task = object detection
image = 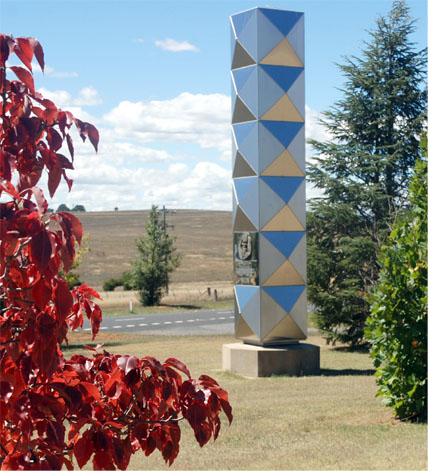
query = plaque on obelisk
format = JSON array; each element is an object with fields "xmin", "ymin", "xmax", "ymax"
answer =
[{"xmin": 224, "ymin": 7, "xmax": 320, "ymax": 376}]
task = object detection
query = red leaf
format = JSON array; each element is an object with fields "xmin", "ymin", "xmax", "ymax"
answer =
[
  {"xmin": 15, "ymin": 38, "xmax": 34, "ymax": 71},
  {"xmin": 29, "ymin": 230, "xmax": 52, "ymax": 271},
  {"xmin": 46, "ymin": 420, "xmax": 65, "ymax": 448},
  {"xmin": 48, "ymin": 163, "xmax": 62, "ymax": 198},
  {"xmin": 30, "ymin": 186, "xmax": 48, "ymax": 215},
  {"xmin": 117, "ymin": 355, "xmax": 139, "ymax": 375},
  {"xmin": 75, "ymin": 119, "xmax": 99, "ymax": 152},
  {"xmin": 0, "ymin": 34, "xmax": 14, "ymax": 65},
  {"xmin": 10, "ymin": 66, "xmax": 35, "ymax": 92},
  {"xmin": 0, "ymin": 178, "xmax": 21, "ymax": 200},
  {"xmin": 53, "ymin": 277, "xmax": 74, "ymax": 324},
  {"xmin": 32, "ymin": 277, "xmax": 52, "ymax": 310},
  {"xmin": 28, "ymin": 37, "xmax": 44, "ymax": 72},
  {"xmin": 164, "ymin": 358, "xmax": 191, "ymax": 378},
  {"xmin": 74, "ymin": 435, "xmax": 93, "ymax": 469}
]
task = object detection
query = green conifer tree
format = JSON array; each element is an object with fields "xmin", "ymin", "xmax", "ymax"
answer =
[
  {"xmin": 131, "ymin": 205, "xmax": 181, "ymax": 306},
  {"xmin": 307, "ymin": 0, "xmax": 426, "ymax": 346}
]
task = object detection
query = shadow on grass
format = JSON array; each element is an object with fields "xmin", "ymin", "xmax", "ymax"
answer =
[
  {"xmin": 318, "ymin": 367, "xmax": 375, "ymax": 376},
  {"xmin": 63, "ymin": 342, "xmax": 125, "ymax": 351}
]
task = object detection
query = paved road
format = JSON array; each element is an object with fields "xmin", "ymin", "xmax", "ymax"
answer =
[{"xmin": 81, "ymin": 309, "xmax": 235, "ymax": 336}]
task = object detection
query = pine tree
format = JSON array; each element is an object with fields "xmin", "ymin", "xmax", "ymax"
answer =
[
  {"xmin": 131, "ymin": 205, "xmax": 181, "ymax": 306},
  {"xmin": 307, "ymin": 0, "xmax": 427, "ymax": 346}
]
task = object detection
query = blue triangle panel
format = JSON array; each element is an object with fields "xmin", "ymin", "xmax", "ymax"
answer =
[
  {"xmin": 261, "ymin": 231, "xmax": 305, "ymax": 258},
  {"xmin": 260, "ymin": 121, "xmax": 304, "ymax": 149},
  {"xmin": 233, "ymin": 121, "xmax": 257, "ymax": 148},
  {"xmin": 235, "ymin": 66, "xmax": 258, "ymax": 116},
  {"xmin": 257, "ymin": 67, "xmax": 284, "ymax": 117},
  {"xmin": 232, "ymin": 65, "xmax": 257, "ymax": 94},
  {"xmin": 261, "ymin": 176, "xmax": 304, "ymax": 203},
  {"xmin": 259, "ymin": 8, "xmax": 303, "ymax": 38},
  {"xmin": 231, "ymin": 9, "xmax": 256, "ymax": 38},
  {"xmin": 233, "ymin": 122, "xmax": 259, "ymax": 172},
  {"xmin": 236, "ymin": 9, "xmax": 258, "ymax": 61},
  {"xmin": 260, "ymin": 65, "xmax": 303, "ymax": 93},
  {"xmin": 263, "ymin": 285, "xmax": 305, "ymax": 313},
  {"xmin": 234, "ymin": 176, "xmax": 258, "ymax": 202},
  {"xmin": 256, "ymin": 8, "xmax": 284, "ymax": 61},
  {"xmin": 235, "ymin": 285, "xmax": 260, "ymax": 311}
]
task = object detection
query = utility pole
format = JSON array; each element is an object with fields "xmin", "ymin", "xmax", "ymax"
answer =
[{"xmin": 158, "ymin": 205, "xmax": 176, "ymax": 294}]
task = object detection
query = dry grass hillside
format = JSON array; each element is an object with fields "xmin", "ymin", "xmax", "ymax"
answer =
[{"xmin": 77, "ymin": 210, "xmax": 233, "ymax": 290}]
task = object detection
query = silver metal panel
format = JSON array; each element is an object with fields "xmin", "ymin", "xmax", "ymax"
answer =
[
  {"xmin": 288, "ymin": 287, "xmax": 307, "ymax": 335},
  {"xmin": 288, "ymin": 234, "xmax": 306, "ymax": 281},
  {"xmin": 257, "ymin": 66, "xmax": 284, "ymax": 117},
  {"xmin": 287, "ymin": 70, "xmax": 305, "ymax": 120},
  {"xmin": 286, "ymin": 15, "xmax": 304, "ymax": 63},
  {"xmin": 287, "ymin": 177, "xmax": 306, "ymax": 227},
  {"xmin": 260, "ymin": 288, "xmax": 288, "ymax": 339},
  {"xmin": 232, "ymin": 96, "xmax": 256, "ymax": 124},
  {"xmin": 258, "ymin": 122, "xmax": 285, "ymax": 171},
  {"xmin": 256, "ymin": 8, "xmax": 284, "ymax": 62},
  {"xmin": 240, "ymin": 286, "xmax": 261, "ymax": 338},
  {"xmin": 258, "ymin": 178, "xmax": 286, "ymax": 228},
  {"xmin": 287, "ymin": 125, "xmax": 305, "ymax": 172},
  {"xmin": 232, "ymin": 40, "xmax": 256, "ymax": 69},
  {"xmin": 239, "ymin": 179, "xmax": 259, "ymax": 229},
  {"xmin": 259, "ymin": 233, "xmax": 286, "ymax": 283},
  {"xmin": 233, "ymin": 152, "xmax": 257, "ymax": 177}
]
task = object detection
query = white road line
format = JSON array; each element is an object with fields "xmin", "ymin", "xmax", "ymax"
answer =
[
  {"xmin": 126, "ymin": 324, "xmax": 135, "ymax": 328},
  {"xmin": 186, "ymin": 319, "xmax": 195, "ymax": 322},
  {"xmin": 218, "ymin": 317, "xmax": 226, "ymax": 320},
  {"xmin": 163, "ymin": 321, "xmax": 172, "ymax": 325},
  {"xmin": 174, "ymin": 320, "xmax": 183, "ymax": 324},
  {"xmin": 113, "ymin": 326, "xmax": 122, "ymax": 329},
  {"xmin": 229, "ymin": 316, "xmax": 234, "ymax": 319},
  {"xmin": 151, "ymin": 322, "xmax": 160, "ymax": 326},
  {"xmin": 100, "ymin": 327, "xmax": 107, "ymax": 330},
  {"xmin": 83, "ymin": 328, "xmax": 91, "ymax": 331},
  {"xmin": 209, "ymin": 317, "xmax": 217, "ymax": 321},
  {"xmin": 139, "ymin": 323, "xmax": 147, "ymax": 327}
]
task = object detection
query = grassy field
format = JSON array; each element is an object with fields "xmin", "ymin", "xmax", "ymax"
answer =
[
  {"xmin": 77, "ymin": 210, "xmax": 232, "ymax": 290},
  {"xmin": 65, "ymin": 332, "xmax": 427, "ymax": 471}
]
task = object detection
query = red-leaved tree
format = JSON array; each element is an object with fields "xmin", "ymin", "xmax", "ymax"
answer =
[{"xmin": 0, "ymin": 35, "xmax": 232, "ymax": 470}]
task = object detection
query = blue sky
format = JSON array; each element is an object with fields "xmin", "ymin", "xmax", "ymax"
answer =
[{"xmin": 2, "ymin": 0, "xmax": 427, "ymax": 211}]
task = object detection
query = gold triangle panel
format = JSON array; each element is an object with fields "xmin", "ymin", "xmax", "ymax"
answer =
[
  {"xmin": 261, "ymin": 149, "xmax": 304, "ymax": 176},
  {"xmin": 260, "ymin": 38, "xmax": 303, "ymax": 67},
  {"xmin": 288, "ymin": 235, "xmax": 307, "ymax": 281},
  {"xmin": 264, "ymin": 314, "xmax": 305, "ymax": 342},
  {"xmin": 263, "ymin": 260, "xmax": 305, "ymax": 286},
  {"xmin": 233, "ymin": 206, "xmax": 257, "ymax": 231},
  {"xmin": 233, "ymin": 152, "xmax": 257, "ymax": 178},
  {"xmin": 236, "ymin": 314, "xmax": 259, "ymax": 341},
  {"xmin": 262, "ymin": 205, "xmax": 305, "ymax": 231},
  {"xmin": 261, "ymin": 94, "xmax": 304, "ymax": 122},
  {"xmin": 232, "ymin": 96, "xmax": 256, "ymax": 124}
]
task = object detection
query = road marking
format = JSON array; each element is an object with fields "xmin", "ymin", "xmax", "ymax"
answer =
[
  {"xmin": 83, "ymin": 328, "xmax": 91, "ymax": 331},
  {"xmin": 209, "ymin": 317, "xmax": 217, "ymax": 321},
  {"xmin": 229, "ymin": 316, "xmax": 234, "ymax": 319},
  {"xmin": 151, "ymin": 322, "xmax": 160, "ymax": 326},
  {"xmin": 174, "ymin": 320, "xmax": 183, "ymax": 324},
  {"xmin": 163, "ymin": 321, "xmax": 172, "ymax": 325},
  {"xmin": 100, "ymin": 327, "xmax": 107, "ymax": 330},
  {"xmin": 113, "ymin": 326, "xmax": 122, "ymax": 329},
  {"xmin": 218, "ymin": 317, "xmax": 226, "ymax": 320},
  {"xmin": 139, "ymin": 323, "xmax": 147, "ymax": 326},
  {"xmin": 126, "ymin": 324, "xmax": 135, "ymax": 328},
  {"xmin": 186, "ymin": 319, "xmax": 195, "ymax": 322}
]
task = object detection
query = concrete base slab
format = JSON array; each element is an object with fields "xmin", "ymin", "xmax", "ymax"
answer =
[{"xmin": 223, "ymin": 342, "xmax": 320, "ymax": 377}]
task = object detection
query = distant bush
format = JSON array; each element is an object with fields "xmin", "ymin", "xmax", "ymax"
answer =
[
  {"xmin": 72, "ymin": 204, "xmax": 86, "ymax": 212},
  {"xmin": 57, "ymin": 203, "xmax": 70, "ymax": 211},
  {"xmin": 366, "ymin": 152, "xmax": 427, "ymax": 421},
  {"xmin": 103, "ymin": 271, "xmax": 134, "ymax": 292}
]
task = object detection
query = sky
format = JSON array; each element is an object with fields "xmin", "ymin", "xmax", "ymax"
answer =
[{"xmin": 1, "ymin": 0, "xmax": 427, "ymax": 212}]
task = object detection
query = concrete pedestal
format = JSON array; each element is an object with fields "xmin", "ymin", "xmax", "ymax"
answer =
[{"xmin": 223, "ymin": 342, "xmax": 320, "ymax": 377}]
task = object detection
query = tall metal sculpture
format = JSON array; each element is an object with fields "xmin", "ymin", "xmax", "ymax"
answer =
[{"xmin": 231, "ymin": 7, "xmax": 306, "ymax": 346}]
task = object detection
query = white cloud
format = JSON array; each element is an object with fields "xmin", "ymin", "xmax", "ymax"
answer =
[
  {"xmin": 103, "ymin": 92, "xmax": 230, "ymax": 153},
  {"xmin": 33, "ymin": 63, "xmax": 78, "ymax": 78},
  {"xmin": 134, "ymin": 38, "xmax": 145, "ymax": 43},
  {"xmin": 154, "ymin": 38, "xmax": 199, "ymax": 52},
  {"xmin": 38, "ymin": 86, "xmax": 102, "ymax": 108}
]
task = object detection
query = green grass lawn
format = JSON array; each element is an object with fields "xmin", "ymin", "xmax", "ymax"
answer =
[
  {"xmin": 99, "ymin": 298, "xmax": 234, "ymax": 317},
  {"xmin": 66, "ymin": 331, "xmax": 427, "ymax": 470}
]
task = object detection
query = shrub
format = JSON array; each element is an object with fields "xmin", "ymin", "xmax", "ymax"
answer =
[{"xmin": 366, "ymin": 149, "xmax": 427, "ymax": 421}]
